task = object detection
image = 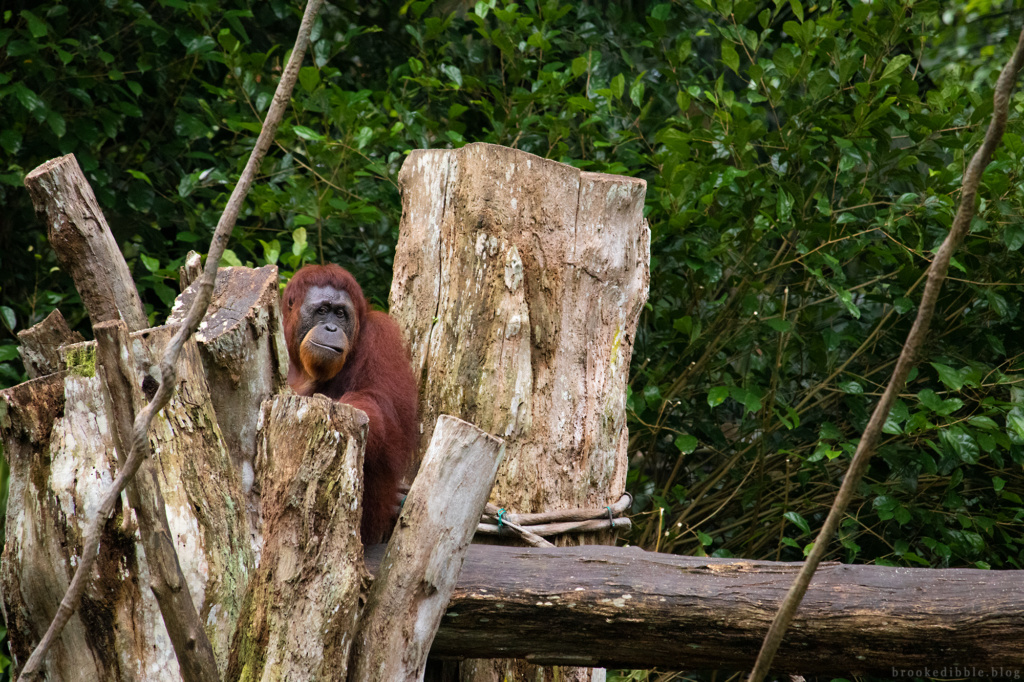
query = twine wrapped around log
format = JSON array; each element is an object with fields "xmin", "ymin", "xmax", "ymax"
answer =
[{"xmin": 397, "ymin": 487, "xmax": 632, "ymax": 548}]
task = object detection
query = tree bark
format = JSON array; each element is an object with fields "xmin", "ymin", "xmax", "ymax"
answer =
[
  {"xmin": 362, "ymin": 543, "xmax": 1024, "ymax": 677},
  {"xmin": 227, "ymin": 395, "xmax": 368, "ymax": 682},
  {"xmin": 0, "ymin": 326, "xmax": 253, "ymax": 680},
  {"xmin": 390, "ymin": 142, "xmax": 649, "ymax": 682},
  {"xmin": 95, "ymin": 320, "xmax": 220, "ymax": 682},
  {"xmin": 23, "ymin": 155, "xmax": 148, "ymax": 331},
  {"xmin": 16, "ymin": 309, "xmax": 83, "ymax": 379},
  {"xmin": 351, "ymin": 416, "xmax": 505, "ymax": 681},
  {"xmin": 167, "ymin": 264, "xmax": 289, "ymax": 504}
]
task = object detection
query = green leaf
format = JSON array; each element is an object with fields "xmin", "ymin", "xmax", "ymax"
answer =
[
  {"xmin": 931, "ymin": 362, "xmax": 965, "ymax": 391},
  {"xmin": 674, "ymin": 434, "xmax": 698, "ymax": 454},
  {"xmin": 629, "ymin": 75, "xmax": 645, "ymax": 107},
  {"xmin": 721, "ymin": 43, "xmax": 740, "ymax": 74},
  {"xmin": 784, "ymin": 511, "xmax": 811, "ymax": 535},
  {"xmin": 292, "ymin": 227, "xmax": 308, "ymax": 256},
  {"xmin": 20, "ymin": 10, "xmax": 47, "ymax": 38},
  {"xmin": 1003, "ymin": 224, "xmax": 1024, "ymax": 251},
  {"xmin": 293, "ymin": 125, "xmax": 325, "ymax": 142},
  {"xmin": 259, "ymin": 239, "xmax": 281, "ymax": 265},
  {"xmin": 442, "ymin": 64, "xmax": 463, "ymax": 87},
  {"xmin": 880, "ymin": 54, "xmax": 912, "ymax": 82},
  {"xmin": 610, "ymin": 73, "xmax": 625, "ymax": 99},
  {"xmin": 0, "ymin": 345, "xmax": 20, "ymax": 362},
  {"xmin": 0, "ymin": 306, "xmax": 15, "ymax": 331},
  {"xmin": 298, "ymin": 65, "xmax": 320, "ymax": 92},
  {"xmin": 893, "ymin": 297, "xmax": 914, "ymax": 314},
  {"xmin": 128, "ymin": 170, "xmax": 153, "ymax": 186},
  {"xmin": 837, "ymin": 288, "xmax": 860, "ymax": 319},
  {"xmin": 789, "ymin": 0, "xmax": 804, "ymax": 22},
  {"xmin": 219, "ymin": 249, "xmax": 243, "ymax": 268},
  {"xmin": 0, "ymin": 129, "xmax": 22, "ymax": 155},
  {"xmin": 572, "ymin": 56, "xmax": 588, "ymax": 77},
  {"xmin": 707, "ymin": 386, "xmax": 729, "ymax": 408},
  {"xmin": 13, "ymin": 84, "xmax": 45, "ymax": 113},
  {"xmin": 139, "ymin": 254, "xmax": 160, "ymax": 273},
  {"xmin": 764, "ymin": 317, "xmax": 792, "ymax": 332}
]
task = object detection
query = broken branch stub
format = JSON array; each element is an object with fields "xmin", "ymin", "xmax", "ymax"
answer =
[
  {"xmin": 94, "ymin": 320, "xmax": 220, "ymax": 682},
  {"xmin": 16, "ymin": 309, "xmax": 84, "ymax": 379},
  {"xmin": 24, "ymin": 154, "xmax": 147, "ymax": 332},
  {"xmin": 390, "ymin": 141, "xmax": 649, "ymax": 682}
]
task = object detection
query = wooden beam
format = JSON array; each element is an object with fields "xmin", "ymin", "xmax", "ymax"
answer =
[{"xmin": 366, "ymin": 544, "xmax": 1024, "ymax": 676}]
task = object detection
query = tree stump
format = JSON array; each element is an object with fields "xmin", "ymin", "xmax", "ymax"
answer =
[
  {"xmin": 1, "ymin": 326, "xmax": 252, "ymax": 679},
  {"xmin": 15, "ymin": 309, "xmax": 84, "ymax": 379},
  {"xmin": 226, "ymin": 396, "xmax": 368, "ymax": 681},
  {"xmin": 390, "ymin": 142, "xmax": 650, "ymax": 682}
]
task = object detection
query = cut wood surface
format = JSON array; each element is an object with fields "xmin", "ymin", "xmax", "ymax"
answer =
[
  {"xmin": 226, "ymin": 395, "xmax": 368, "ymax": 682},
  {"xmin": 24, "ymin": 154, "xmax": 147, "ymax": 331},
  {"xmin": 15, "ymin": 309, "xmax": 84, "ymax": 379},
  {"xmin": 351, "ymin": 416, "xmax": 505, "ymax": 682},
  {"xmin": 365, "ymin": 544, "xmax": 1024, "ymax": 676}
]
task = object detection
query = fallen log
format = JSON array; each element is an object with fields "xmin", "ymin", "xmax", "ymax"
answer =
[{"xmin": 366, "ymin": 544, "xmax": 1024, "ymax": 676}]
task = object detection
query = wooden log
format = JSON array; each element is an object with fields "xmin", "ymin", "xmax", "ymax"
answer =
[
  {"xmin": 167, "ymin": 265, "xmax": 289, "ymax": 493},
  {"xmin": 15, "ymin": 309, "xmax": 84, "ymax": 379},
  {"xmin": 227, "ymin": 395, "xmax": 368, "ymax": 681},
  {"xmin": 362, "ymin": 544, "xmax": 1024, "ymax": 676},
  {"xmin": 391, "ymin": 142, "xmax": 649, "ymax": 682},
  {"xmin": 94, "ymin": 320, "xmax": 219, "ymax": 681},
  {"xmin": 23, "ymin": 155, "xmax": 147, "ymax": 331},
  {"xmin": 179, "ymin": 251, "xmax": 203, "ymax": 292},
  {"xmin": 351, "ymin": 416, "xmax": 505, "ymax": 681},
  {"xmin": 0, "ymin": 327, "xmax": 252, "ymax": 680}
]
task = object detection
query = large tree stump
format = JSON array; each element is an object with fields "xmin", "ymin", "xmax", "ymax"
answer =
[
  {"xmin": 227, "ymin": 396, "xmax": 368, "ymax": 681},
  {"xmin": 0, "ymin": 325, "xmax": 253, "ymax": 680},
  {"xmin": 390, "ymin": 142, "xmax": 649, "ymax": 681}
]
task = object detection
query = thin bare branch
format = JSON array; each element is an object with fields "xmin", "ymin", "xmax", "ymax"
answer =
[
  {"xmin": 747, "ymin": 29, "xmax": 1024, "ymax": 682},
  {"xmin": 16, "ymin": 1, "xmax": 325, "ymax": 678}
]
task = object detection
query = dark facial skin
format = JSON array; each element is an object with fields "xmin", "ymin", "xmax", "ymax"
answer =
[{"xmin": 297, "ymin": 285, "xmax": 358, "ymax": 378}]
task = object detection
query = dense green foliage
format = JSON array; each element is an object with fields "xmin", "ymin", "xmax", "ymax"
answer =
[{"xmin": 3, "ymin": 0, "xmax": 1024, "ymax": 675}]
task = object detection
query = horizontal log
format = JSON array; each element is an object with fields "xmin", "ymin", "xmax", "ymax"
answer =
[{"xmin": 365, "ymin": 544, "xmax": 1024, "ymax": 676}]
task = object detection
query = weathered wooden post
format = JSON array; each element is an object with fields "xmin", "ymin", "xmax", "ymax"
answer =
[{"xmin": 390, "ymin": 142, "xmax": 650, "ymax": 682}]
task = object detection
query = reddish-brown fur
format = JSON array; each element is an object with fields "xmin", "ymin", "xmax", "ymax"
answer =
[{"xmin": 282, "ymin": 264, "xmax": 418, "ymax": 543}]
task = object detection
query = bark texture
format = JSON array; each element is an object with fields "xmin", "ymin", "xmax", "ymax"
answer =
[
  {"xmin": 351, "ymin": 416, "xmax": 504, "ymax": 681},
  {"xmin": 227, "ymin": 395, "xmax": 368, "ymax": 682},
  {"xmin": 23, "ymin": 155, "xmax": 147, "ymax": 331},
  {"xmin": 16, "ymin": 309, "xmax": 84, "ymax": 379},
  {"xmin": 0, "ymin": 326, "xmax": 252, "ymax": 680},
  {"xmin": 392, "ymin": 143, "xmax": 649, "ymax": 512},
  {"xmin": 390, "ymin": 142, "xmax": 649, "ymax": 682},
  {"xmin": 95, "ymin": 320, "xmax": 220, "ymax": 681},
  {"xmin": 168, "ymin": 265, "xmax": 289, "ymax": 490},
  {"xmin": 364, "ymin": 544, "xmax": 1024, "ymax": 676}
]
